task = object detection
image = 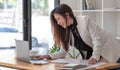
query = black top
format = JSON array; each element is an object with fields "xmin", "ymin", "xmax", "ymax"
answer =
[{"xmin": 67, "ymin": 17, "xmax": 93, "ymax": 59}]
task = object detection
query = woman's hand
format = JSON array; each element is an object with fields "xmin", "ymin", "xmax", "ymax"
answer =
[
  {"xmin": 33, "ymin": 55, "xmax": 51, "ymax": 60},
  {"xmin": 88, "ymin": 58, "xmax": 97, "ymax": 64}
]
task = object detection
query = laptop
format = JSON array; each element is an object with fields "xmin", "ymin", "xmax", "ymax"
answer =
[{"xmin": 15, "ymin": 40, "xmax": 48, "ymax": 64}]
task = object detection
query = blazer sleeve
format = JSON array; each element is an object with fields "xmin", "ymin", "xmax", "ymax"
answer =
[
  {"xmin": 48, "ymin": 46, "xmax": 67, "ymax": 59},
  {"xmin": 87, "ymin": 18, "xmax": 106, "ymax": 61}
]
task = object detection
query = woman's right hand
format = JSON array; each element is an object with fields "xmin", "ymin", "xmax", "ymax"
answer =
[
  {"xmin": 88, "ymin": 58, "xmax": 97, "ymax": 64},
  {"xmin": 34, "ymin": 55, "xmax": 51, "ymax": 60}
]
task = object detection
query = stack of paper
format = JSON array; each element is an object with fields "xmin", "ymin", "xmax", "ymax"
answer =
[
  {"xmin": 59, "ymin": 64, "xmax": 87, "ymax": 70},
  {"xmin": 77, "ymin": 62, "xmax": 107, "ymax": 70},
  {"xmin": 51, "ymin": 58, "xmax": 90, "ymax": 65},
  {"xmin": 51, "ymin": 58, "xmax": 107, "ymax": 70}
]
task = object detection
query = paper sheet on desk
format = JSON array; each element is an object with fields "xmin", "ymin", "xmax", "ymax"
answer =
[
  {"xmin": 51, "ymin": 59, "xmax": 90, "ymax": 65},
  {"xmin": 77, "ymin": 62, "xmax": 107, "ymax": 70},
  {"xmin": 51, "ymin": 59, "xmax": 107, "ymax": 70}
]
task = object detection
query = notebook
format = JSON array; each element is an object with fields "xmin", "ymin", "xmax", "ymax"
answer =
[{"xmin": 15, "ymin": 40, "xmax": 48, "ymax": 64}]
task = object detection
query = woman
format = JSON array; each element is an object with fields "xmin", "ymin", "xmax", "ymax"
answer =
[{"xmin": 34, "ymin": 4, "xmax": 120, "ymax": 65}]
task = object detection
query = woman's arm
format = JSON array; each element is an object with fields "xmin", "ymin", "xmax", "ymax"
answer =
[
  {"xmin": 34, "ymin": 46, "xmax": 67, "ymax": 60},
  {"xmin": 87, "ymin": 18, "xmax": 106, "ymax": 62}
]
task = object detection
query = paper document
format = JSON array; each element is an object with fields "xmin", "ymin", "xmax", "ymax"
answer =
[
  {"xmin": 51, "ymin": 59, "xmax": 107, "ymax": 70},
  {"xmin": 51, "ymin": 58, "xmax": 80, "ymax": 64},
  {"xmin": 59, "ymin": 63, "xmax": 87, "ymax": 70},
  {"xmin": 51, "ymin": 58, "xmax": 91, "ymax": 65},
  {"xmin": 77, "ymin": 62, "xmax": 107, "ymax": 70}
]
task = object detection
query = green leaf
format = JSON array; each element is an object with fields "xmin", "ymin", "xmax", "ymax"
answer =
[{"xmin": 47, "ymin": 43, "xmax": 60, "ymax": 54}]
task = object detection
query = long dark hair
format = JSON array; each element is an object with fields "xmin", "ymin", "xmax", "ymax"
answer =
[{"xmin": 50, "ymin": 4, "xmax": 75, "ymax": 51}]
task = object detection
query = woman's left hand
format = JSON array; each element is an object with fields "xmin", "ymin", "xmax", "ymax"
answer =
[{"xmin": 88, "ymin": 58, "xmax": 97, "ymax": 64}]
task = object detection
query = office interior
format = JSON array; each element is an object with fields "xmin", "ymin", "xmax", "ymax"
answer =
[{"xmin": 0, "ymin": 0, "xmax": 120, "ymax": 69}]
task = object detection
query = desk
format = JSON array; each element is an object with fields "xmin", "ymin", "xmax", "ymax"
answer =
[
  {"xmin": 0, "ymin": 49, "xmax": 120, "ymax": 70},
  {"xmin": 0, "ymin": 49, "xmax": 64, "ymax": 70},
  {"xmin": 0, "ymin": 57, "xmax": 65, "ymax": 70},
  {"xmin": 0, "ymin": 58, "xmax": 120, "ymax": 70}
]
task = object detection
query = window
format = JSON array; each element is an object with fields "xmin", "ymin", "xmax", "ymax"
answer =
[
  {"xmin": 0, "ymin": 0, "xmax": 23, "ymax": 48},
  {"xmin": 0, "ymin": 0, "xmax": 59, "ymax": 57},
  {"xmin": 31, "ymin": 0, "xmax": 54, "ymax": 54}
]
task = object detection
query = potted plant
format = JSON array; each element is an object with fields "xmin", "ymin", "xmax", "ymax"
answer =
[{"xmin": 47, "ymin": 43, "xmax": 60, "ymax": 54}]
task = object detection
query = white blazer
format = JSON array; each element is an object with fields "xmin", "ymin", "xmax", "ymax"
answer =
[{"xmin": 49, "ymin": 16, "xmax": 120, "ymax": 63}]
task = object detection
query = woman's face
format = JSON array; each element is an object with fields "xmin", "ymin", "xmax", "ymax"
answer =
[{"xmin": 54, "ymin": 13, "xmax": 67, "ymax": 28}]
